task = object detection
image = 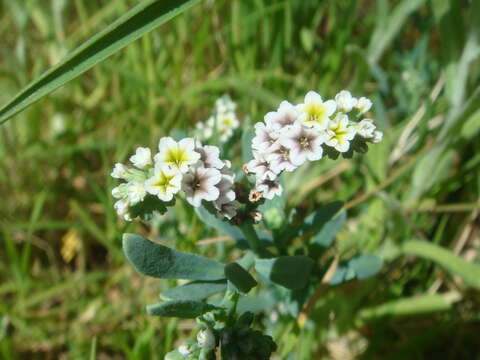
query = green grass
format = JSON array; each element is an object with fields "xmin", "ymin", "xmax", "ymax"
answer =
[{"xmin": 1, "ymin": 0, "xmax": 479, "ymax": 358}]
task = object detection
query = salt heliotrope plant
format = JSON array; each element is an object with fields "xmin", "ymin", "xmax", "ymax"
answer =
[{"xmin": 113, "ymin": 91, "xmax": 384, "ymax": 359}]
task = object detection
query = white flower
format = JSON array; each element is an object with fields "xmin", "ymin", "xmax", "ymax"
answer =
[
  {"xmin": 126, "ymin": 181, "xmax": 147, "ymax": 205},
  {"xmin": 195, "ymin": 142, "xmax": 224, "ymax": 169},
  {"xmin": 155, "ymin": 137, "xmax": 200, "ymax": 173},
  {"xmin": 246, "ymin": 153, "xmax": 276, "ymax": 180},
  {"xmin": 114, "ymin": 199, "xmax": 129, "ymax": 216},
  {"xmin": 264, "ymin": 101, "xmax": 298, "ymax": 131},
  {"xmin": 251, "ymin": 122, "xmax": 279, "ymax": 152},
  {"xmin": 356, "ymin": 118, "xmax": 376, "ymax": 138},
  {"xmin": 256, "ymin": 173, "xmax": 283, "ymax": 200},
  {"xmin": 112, "ymin": 183, "xmax": 128, "ymax": 199},
  {"xmin": 182, "ymin": 162, "xmax": 222, "ymax": 207},
  {"xmin": 335, "ymin": 90, "xmax": 358, "ymax": 113},
  {"xmin": 279, "ymin": 122, "xmax": 325, "ymax": 166},
  {"xmin": 216, "ymin": 200, "xmax": 239, "ymax": 220},
  {"xmin": 111, "ymin": 163, "xmax": 128, "ymax": 179},
  {"xmin": 178, "ymin": 344, "xmax": 192, "ymax": 357},
  {"xmin": 371, "ymin": 130, "xmax": 383, "ymax": 143},
  {"xmin": 356, "ymin": 97, "xmax": 372, "ymax": 114},
  {"xmin": 129, "ymin": 147, "xmax": 152, "ymax": 169},
  {"xmin": 217, "ymin": 111, "xmax": 239, "ymax": 131},
  {"xmin": 197, "ymin": 329, "xmax": 216, "ymax": 349},
  {"xmin": 265, "ymin": 143, "xmax": 297, "ymax": 173},
  {"xmin": 145, "ymin": 164, "xmax": 182, "ymax": 202},
  {"xmin": 297, "ymin": 91, "xmax": 336, "ymax": 130},
  {"xmin": 325, "ymin": 114, "xmax": 356, "ymax": 152},
  {"xmin": 215, "ymin": 95, "xmax": 237, "ymax": 113},
  {"xmin": 214, "ymin": 175, "xmax": 236, "ymax": 207}
]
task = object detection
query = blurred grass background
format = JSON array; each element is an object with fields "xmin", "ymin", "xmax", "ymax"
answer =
[{"xmin": 1, "ymin": 0, "xmax": 479, "ymax": 359}]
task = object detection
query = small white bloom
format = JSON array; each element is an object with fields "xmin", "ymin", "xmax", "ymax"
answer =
[
  {"xmin": 246, "ymin": 153, "xmax": 276, "ymax": 180},
  {"xmin": 217, "ymin": 111, "xmax": 239, "ymax": 131},
  {"xmin": 155, "ymin": 137, "xmax": 201, "ymax": 173},
  {"xmin": 145, "ymin": 164, "xmax": 182, "ymax": 202},
  {"xmin": 251, "ymin": 122, "xmax": 279, "ymax": 152},
  {"xmin": 325, "ymin": 114, "xmax": 357, "ymax": 152},
  {"xmin": 356, "ymin": 97, "xmax": 372, "ymax": 114},
  {"xmin": 279, "ymin": 122, "xmax": 325, "ymax": 166},
  {"xmin": 356, "ymin": 118, "xmax": 376, "ymax": 138},
  {"xmin": 182, "ymin": 162, "xmax": 222, "ymax": 207},
  {"xmin": 264, "ymin": 100, "xmax": 298, "ymax": 131},
  {"xmin": 129, "ymin": 147, "xmax": 152, "ymax": 169},
  {"xmin": 265, "ymin": 143, "xmax": 297, "ymax": 173},
  {"xmin": 178, "ymin": 344, "xmax": 192, "ymax": 357},
  {"xmin": 197, "ymin": 329, "xmax": 216, "ymax": 349},
  {"xmin": 214, "ymin": 175, "xmax": 236, "ymax": 207},
  {"xmin": 335, "ymin": 90, "xmax": 358, "ymax": 113},
  {"xmin": 371, "ymin": 130, "xmax": 383, "ymax": 143},
  {"xmin": 215, "ymin": 95, "xmax": 237, "ymax": 113},
  {"xmin": 111, "ymin": 163, "xmax": 128, "ymax": 179},
  {"xmin": 114, "ymin": 199, "xmax": 129, "ymax": 216},
  {"xmin": 126, "ymin": 181, "xmax": 147, "ymax": 205},
  {"xmin": 112, "ymin": 183, "xmax": 128, "ymax": 199},
  {"xmin": 256, "ymin": 173, "xmax": 283, "ymax": 200},
  {"xmin": 297, "ymin": 91, "xmax": 336, "ymax": 130},
  {"xmin": 195, "ymin": 142, "xmax": 224, "ymax": 169}
]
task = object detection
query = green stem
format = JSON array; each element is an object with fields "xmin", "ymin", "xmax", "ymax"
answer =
[{"xmin": 239, "ymin": 223, "xmax": 262, "ymax": 256}]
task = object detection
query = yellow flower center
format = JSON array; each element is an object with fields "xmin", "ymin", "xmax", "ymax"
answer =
[
  {"xmin": 164, "ymin": 147, "xmax": 191, "ymax": 169},
  {"xmin": 305, "ymin": 103, "xmax": 327, "ymax": 125},
  {"xmin": 220, "ymin": 116, "xmax": 234, "ymax": 128},
  {"xmin": 330, "ymin": 123, "xmax": 348, "ymax": 144},
  {"xmin": 153, "ymin": 172, "xmax": 176, "ymax": 194}
]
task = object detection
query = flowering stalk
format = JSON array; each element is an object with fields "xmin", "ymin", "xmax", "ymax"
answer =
[{"xmin": 115, "ymin": 91, "xmax": 384, "ymax": 359}]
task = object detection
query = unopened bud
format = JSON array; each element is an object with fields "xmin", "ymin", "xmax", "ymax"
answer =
[
  {"xmin": 242, "ymin": 163, "xmax": 250, "ymax": 174},
  {"xmin": 248, "ymin": 190, "xmax": 263, "ymax": 203},
  {"xmin": 197, "ymin": 329, "xmax": 216, "ymax": 349},
  {"xmin": 251, "ymin": 211, "xmax": 262, "ymax": 223}
]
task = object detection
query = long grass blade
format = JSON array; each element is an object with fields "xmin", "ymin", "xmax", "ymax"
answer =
[{"xmin": 0, "ymin": 0, "xmax": 201, "ymax": 125}]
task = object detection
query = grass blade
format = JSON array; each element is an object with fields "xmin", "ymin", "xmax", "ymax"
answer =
[{"xmin": 0, "ymin": 0, "xmax": 201, "ymax": 124}]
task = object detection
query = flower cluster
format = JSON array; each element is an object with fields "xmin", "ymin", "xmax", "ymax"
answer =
[
  {"xmin": 111, "ymin": 137, "xmax": 238, "ymax": 221},
  {"xmin": 245, "ymin": 90, "xmax": 382, "ymax": 200},
  {"xmin": 195, "ymin": 94, "xmax": 240, "ymax": 143}
]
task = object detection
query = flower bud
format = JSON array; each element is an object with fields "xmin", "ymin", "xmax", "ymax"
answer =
[
  {"xmin": 248, "ymin": 190, "xmax": 263, "ymax": 203},
  {"xmin": 251, "ymin": 211, "xmax": 262, "ymax": 223},
  {"xmin": 197, "ymin": 329, "xmax": 216, "ymax": 349}
]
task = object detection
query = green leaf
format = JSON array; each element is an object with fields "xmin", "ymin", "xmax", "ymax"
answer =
[
  {"xmin": 348, "ymin": 254, "xmax": 384, "ymax": 279},
  {"xmin": 255, "ymin": 256, "xmax": 314, "ymax": 290},
  {"xmin": 160, "ymin": 280, "xmax": 227, "ymax": 301},
  {"xmin": 310, "ymin": 210, "xmax": 346, "ymax": 248},
  {"xmin": 300, "ymin": 201, "xmax": 344, "ymax": 236},
  {"xmin": 122, "ymin": 233, "xmax": 225, "ymax": 281},
  {"xmin": 224, "ymin": 263, "xmax": 257, "ymax": 293},
  {"xmin": 329, "ymin": 254, "xmax": 383, "ymax": 285},
  {"xmin": 258, "ymin": 193, "xmax": 286, "ymax": 230},
  {"xmin": 402, "ymin": 240, "xmax": 480, "ymax": 288},
  {"xmin": 146, "ymin": 300, "xmax": 217, "ymax": 318},
  {"xmin": 356, "ymin": 292, "xmax": 461, "ymax": 326},
  {"xmin": 0, "ymin": 0, "xmax": 201, "ymax": 124}
]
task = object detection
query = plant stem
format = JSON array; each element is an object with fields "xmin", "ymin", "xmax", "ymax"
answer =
[{"xmin": 239, "ymin": 223, "xmax": 263, "ymax": 256}]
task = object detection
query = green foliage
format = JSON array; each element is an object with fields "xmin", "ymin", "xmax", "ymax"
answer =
[
  {"xmin": 123, "ymin": 233, "xmax": 225, "ymax": 280},
  {"xmin": 160, "ymin": 280, "xmax": 227, "ymax": 302},
  {"xmin": 224, "ymin": 262, "xmax": 257, "ymax": 293},
  {"xmin": 255, "ymin": 256, "xmax": 314, "ymax": 290},
  {"xmin": 147, "ymin": 300, "xmax": 217, "ymax": 318}
]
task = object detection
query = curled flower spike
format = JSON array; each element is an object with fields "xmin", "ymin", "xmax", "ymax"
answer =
[
  {"xmin": 297, "ymin": 91, "xmax": 336, "ymax": 130},
  {"xmin": 155, "ymin": 137, "xmax": 200, "ymax": 173},
  {"xmin": 182, "ymin": 161, "xmax": 222, "ymax": 207},
  {"xmin": 145, "ymin": 164, "xmax": 182, "ymax": 202},
  {"xmin": 325, "ymin": 114, "xmax": 356, "ymax": 152}
]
